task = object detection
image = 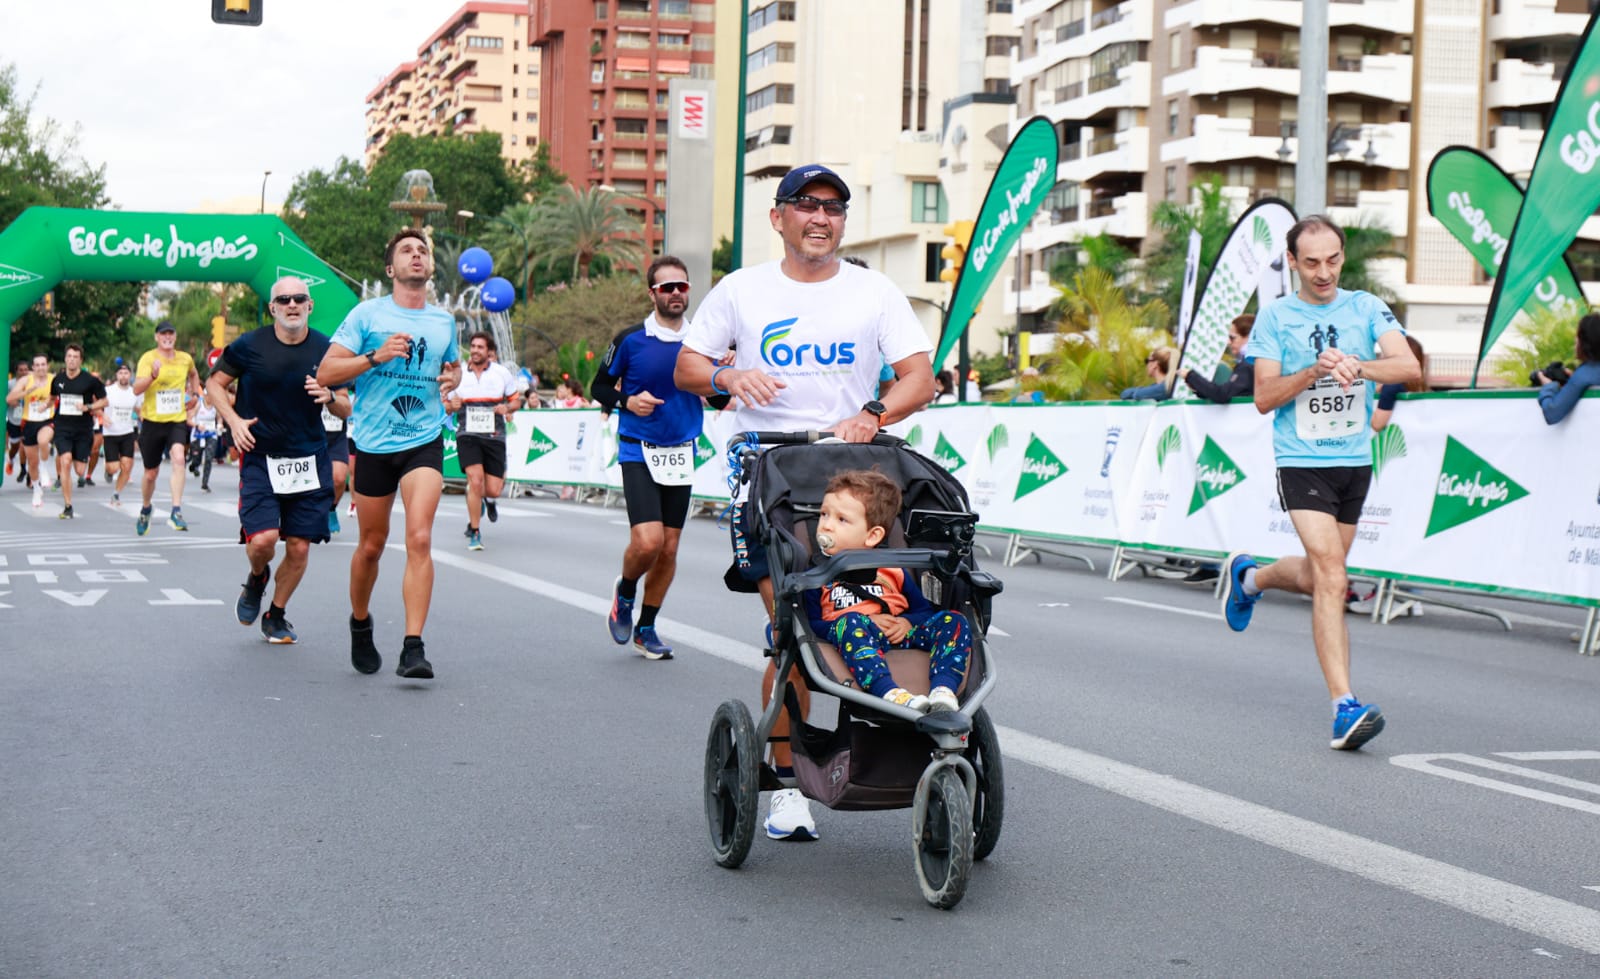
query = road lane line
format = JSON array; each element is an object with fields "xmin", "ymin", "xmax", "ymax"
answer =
[
  {"xmin": 1104, "ymin": 596, "xmax": 1223, "ymax": 620},
  {"xmin": 1390, "ymin": 754, "xmax": 1600, "ymax": 815},
  {"xmin": 428, "ymin": 550, "xmax": 1600, "ymax": 955}
]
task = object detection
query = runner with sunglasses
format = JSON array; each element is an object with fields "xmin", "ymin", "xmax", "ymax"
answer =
[
  {"xmin": 207, "ymin": 277, "xmax": 341, "ymax": 645},
  {"xmin": 592, "ymin": 255, "xmax": 719, "ymax": 660},
  {"xmin": 675, "ymin": 164, "xmax": 936, "ymax": 842}
]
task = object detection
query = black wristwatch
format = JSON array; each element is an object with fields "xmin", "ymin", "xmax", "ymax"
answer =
[
  {"xmin": 862, "ymin": 400, "xmax": 887, "ymax": 420},
  {"xmin": 364, "ymin": 351, "xmax": 378, "ymax": 369}
]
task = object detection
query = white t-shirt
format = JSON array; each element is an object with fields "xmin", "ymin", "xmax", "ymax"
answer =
[
  {"xmin": 103, "ymin": 384, "xmax": 139, "ymax": 436},
  {"xmin": 682, "ymin": 260, "xmax": 932, "ymax": 432},
  {"xmin": 453, "ymin": 361, "xmax": 520, "ymax": 403}
]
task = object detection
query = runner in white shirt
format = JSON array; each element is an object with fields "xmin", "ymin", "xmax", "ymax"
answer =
[
  {"xmin": 5, "ymin": 362, "xmax": 26, "ymax": 480},
  {"xmin": 445, "ymin": 332, "xmax": 522, "ymax": 550},
  {"xmin": 674, "ymin": 163, "xmax": 935, "ymax": 843},
  {"xmin": 101, "ymin": 364, "xmax": 140, "ymax": 505}
]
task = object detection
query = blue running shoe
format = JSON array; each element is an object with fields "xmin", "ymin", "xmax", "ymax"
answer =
[
  {"xmin": 608, "ymin": 576, "xmax": 633, "ymax": 644},
  {"xmin": 634, "ymin": 626, "xmax": 673, "ymax": 660},
  {"xmin": 466, "ymin": 528, "xmax": 483, "ymax": 551},
  {"xmin": 1219, "ymin": 551, "xmax": 1260, "ymax": 632},
  {"xmin": 261, "ymin": 610, "xmax": 298, "ymax": 645},
  {"xmin": 168, "ymin": 508, "xmax": 188, "ymax": 532},
  {"xmin": 236, "ymin": 568, "xmax": 269, "ymax": 625},
  {"xmin": 328, "ymin": 508, "xmax": 340, "ymax": 535},
  {"xmin": 136, "ymin": 505, "xmax": 152, "ymax": 536},
  {"xmin": 1331, "ymin": 700, "xmax": 1386, "ymax": 750}
]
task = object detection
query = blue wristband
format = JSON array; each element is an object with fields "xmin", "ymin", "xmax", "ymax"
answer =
[{"xmin": 710, "ymin": 365, "xmax": 731, "ymax": 396}]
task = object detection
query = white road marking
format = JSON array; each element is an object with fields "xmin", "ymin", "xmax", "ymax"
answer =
[
  {"xmin": 148, "ymin": 588, "xmax": 223, "ymax": 606},
  {"xmin": 43, "ymin": 589, "xmax": 107, "ymax": 607},
  {"xmin": 428, "ymin": 551, "xmax": 1600, "ymax": 955},
  {"xmin": 1497, "ymin": 751, "xmax": 1600, "ymax": 762},
  {"xmin": 1104, "ymin": 596, "xmax": 1223, "ymax": 621},
  {"xmin": 1390, "ymin": 754, "xmax": 1600, "ymax": 816}
]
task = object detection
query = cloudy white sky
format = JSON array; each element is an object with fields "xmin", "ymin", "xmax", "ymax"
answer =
[{"xmin": 9, "ymin": 0, "xmax": 466, "ymax": 214}]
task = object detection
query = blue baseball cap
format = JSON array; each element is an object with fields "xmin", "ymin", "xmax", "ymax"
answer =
[{"xmin": 775, "ymin": 164, "xmax": 850, "ymax": 203}]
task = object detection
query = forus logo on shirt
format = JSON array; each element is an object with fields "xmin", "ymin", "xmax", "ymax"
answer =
[{"xmin": 759, "ymin": 317, "xmax": 855, "ymax": 368}]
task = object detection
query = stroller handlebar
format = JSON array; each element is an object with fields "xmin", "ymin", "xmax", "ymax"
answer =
[{"xmin": 726, "ymin": 430, "xmax": 909, "ymax": 453}]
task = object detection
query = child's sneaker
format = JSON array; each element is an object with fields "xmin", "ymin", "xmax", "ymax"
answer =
[
  {"xmin": 926, "ymin": 686, "xmax": 959, "ymax": 712},
  {"xmin": 882, "ymin": 687, "xmax": 929, "ymax": 712}
]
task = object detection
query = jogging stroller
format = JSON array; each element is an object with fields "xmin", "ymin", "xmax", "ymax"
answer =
[{"xmin": 702, "ymin": 431, "xmax": 1005, "ymax": 909}]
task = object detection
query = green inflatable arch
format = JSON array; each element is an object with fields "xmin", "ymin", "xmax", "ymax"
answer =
[{"xmin": 0, "ymin": 207, "xmax": 359, "ymax": 373}]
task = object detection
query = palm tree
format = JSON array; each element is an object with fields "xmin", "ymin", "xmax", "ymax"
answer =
[
  {"xmin": 1033, "ymin": 268, "xmax": 1171, "ymax": 400},
  {"xmin": 532, "ymin": 185, "xmax": 647, "ymax": 283},
  {"xmin": 1143, "ymin": 172, "xmax": 1234, "ymax": 315},
  {"xmin": 484, "ymin": 201, "xmax": 542, "ymax": 299},
  {"xmin": 1338, "ymin": 215, "xmax": 1404, "ymax": 311}
]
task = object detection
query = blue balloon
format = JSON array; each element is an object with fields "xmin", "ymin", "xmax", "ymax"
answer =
[
  {"xmin": 480, "ymin": 276, "xmax": 515, "ymax": 312},
  {"xmin": 459, "ymin": 247, "xmax": 493, "ymax": 284}
]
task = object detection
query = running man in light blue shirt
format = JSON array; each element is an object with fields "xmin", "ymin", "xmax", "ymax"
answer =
[
  {"xmin": 1217, "ymin": 216, "xmax": 1420, "ymax": 751},
  {"xmin": 319, "ymin": 228, "xmax": 461, "ymax": 681}
]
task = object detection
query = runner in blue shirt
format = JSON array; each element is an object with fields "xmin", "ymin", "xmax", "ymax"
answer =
[
  {"xmin": 592, "ymin": 256, "xmax": 722, "ymax": 660},
  {"xmin": 318, "ymin": 228, "xmax": 461, "ymax": 680},
  {"xmin": 1217, "ymin": 215, "xmax": 1420, "ymax": 751}
]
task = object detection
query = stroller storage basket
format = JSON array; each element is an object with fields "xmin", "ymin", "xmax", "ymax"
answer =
[{"xmin": 790, "ymin": 709, "xmax": 933, "ymax": 811}]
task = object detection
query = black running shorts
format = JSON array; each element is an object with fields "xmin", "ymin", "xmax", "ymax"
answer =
[
  {"xmin": 1275, "ymin": 465, "xmax": 1372, "ymax": 525},
  {"xmin": 352, "ymin": 435, "xmax": 443, "ymax": 498},
  {"xmin": 620, "ymin": 461, "xmax": 692, "ymax": 529}
]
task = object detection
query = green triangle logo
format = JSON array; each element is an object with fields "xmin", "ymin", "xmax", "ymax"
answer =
[
  {"xmin": 1425, "ymin": 436, "xmax": 1529, "ymax": 538},
  {"xmin": 1188, "ymin": 436, "xmax": 1245, "ymax": 515},
  {"xmin": 525, "ymin": 426, "xmax": 558, "ymax": 465},
  {"xmin": 1370, "ymin": 424, "xmax": 1407, "ymax": 481},
  {"xmin": 1015, "ymin": 434, "xmax": 1066, "ymax": 500},
  {"xmin": 933, "ymin": 432, "xmax": 967, "ymax": 474},
  {"xmin": 693, "ymin": 433, "xmax": 716, "ymax": 469}
]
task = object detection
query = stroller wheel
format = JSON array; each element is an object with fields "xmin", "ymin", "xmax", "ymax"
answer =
[
  {"xmin": 704, "ymin": 699, "xmax": 760, "ymax": 869},
  {"xmin": 967, "ymin": 707, "xmax": 1005, "ymax": 861},
  {"xmin": 912, "ymin": 765, "xmax": 973, "ymax": 910}
]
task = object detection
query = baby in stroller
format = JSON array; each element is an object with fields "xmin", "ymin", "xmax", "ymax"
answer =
[{"xmin": 803, "ymin": 469, "xmax": 971, "ymax": 713}]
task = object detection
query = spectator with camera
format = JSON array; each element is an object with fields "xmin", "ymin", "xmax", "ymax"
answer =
[{"xmin": 1535, "ymin": 313, "xmax": 1600, "ymax": 425}]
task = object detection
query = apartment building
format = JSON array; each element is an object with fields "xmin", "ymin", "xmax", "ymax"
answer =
[
  {"xmin": 737, "ymin": 0, "xmax": 1021, "ymax": 354},
  {"xmin": 364, "ymin": 3, "xmax": 542, "ymax": 169},
  {"xmin": 1008, "ymin": 0, "xmax": 1600, "ymax": 376},
  {"xmin": 531, "ymin": 0, "xmax": 722, "ymax": 255}
]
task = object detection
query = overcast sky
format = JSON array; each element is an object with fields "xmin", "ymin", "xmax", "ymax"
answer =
[{"xmin": 9, "ymin": 0, "xmax": 465, "ymax": 214}]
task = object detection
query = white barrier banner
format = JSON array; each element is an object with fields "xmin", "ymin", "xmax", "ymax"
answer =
[{"xmin": 495, "ymin": 394, "xmax": 1599, "ymax": 605}]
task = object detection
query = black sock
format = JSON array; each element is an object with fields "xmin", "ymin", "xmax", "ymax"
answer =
[
  {"xmin": 638, "ymin": 604, "xmax": 660, "ymax": 629},
  {"xmin": 404, "ymin": 634, "xmax": 423, "ymax": 646},
  {"xmin": 351, "ymin": 615, "xmax": 372, "ymax": 631},
  {"xmin": 248, "ymin": 568, "xmax": 268, "ymax": 586},
  {"xmin": 268, "ymin": 603, "xmax": 286, "ymax": 619},
  {"xmin": 618, "ymin": 576, "xmax": 639, "ymax": 600}
]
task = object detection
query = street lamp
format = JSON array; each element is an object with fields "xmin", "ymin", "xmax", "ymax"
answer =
[
  {"xmin": 259, "ymin": 170, "xmax": 271, "ymax": 214},
  {"xmin": 1275, "ymin": 121, "xmax": 1366, "ymax": 163},
  {"xmin": 455, "ymin": 209, "xmax": 475, "ymax": 235}
]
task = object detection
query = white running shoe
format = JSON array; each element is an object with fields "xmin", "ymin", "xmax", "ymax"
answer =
[
  {"xmin": 764, "ymin": 788, "xmax": 818, "ymax": 842},
  {"xmin": 41, "ymin": 470, "xmax": 52, "ymax": 489},
  {"xmin": 32, "ymin": 484, "xmax": 43, "ymax": 508},
  {"xmin": 926, "ymin": 686, "xmax": 960, "ymax": 713}
]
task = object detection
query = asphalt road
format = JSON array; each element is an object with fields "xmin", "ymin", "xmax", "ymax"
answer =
[{"xmin": 3, "ymin": 462, "xmax": 1598, "ymax": 977}]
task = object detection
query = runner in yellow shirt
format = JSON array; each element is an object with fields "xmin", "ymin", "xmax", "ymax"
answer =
[
  {"xmin": 4, "ymin": 353, "xmax": 56, "ymax": 507},
  {"xmin": 131, "ymin": 320, "xmax": 200, "ymax": 534}
]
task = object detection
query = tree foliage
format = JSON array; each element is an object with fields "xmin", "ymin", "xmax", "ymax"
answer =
[
  {"xmin": 512, "ymin": 276, "xmax": 652, "ymax": 381},
  {"xmin": 1030, "ymin": 268, "xmax": 1170, "ymax": 401},
  {"xmin": 531, "ymin": 185, "xmax": 647, "ymax": 282},
  {"xmin": 1493, "ymin": 307, "xmax": 1579, "ymax": 388},
  {"xmin": 1143, "ymin": 173, "xmax": 1234, "ymax": 315},
  {"xmin": 281, "ymin": 132, "xmax": 565, "ymax": 287},
  {"xmin": 1, "ymin": 63, "xmax": 144, "ymax": 365}
]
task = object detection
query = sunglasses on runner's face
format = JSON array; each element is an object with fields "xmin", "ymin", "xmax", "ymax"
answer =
[
  {"xmin": 272, "ymin": 294, "xmax": 311, "ymax": 305},
  {"xmin": 781, "ymin": 195, "xmax": 848, "ymax": 217},
  {"xmin": 651, "ymin": 280, "xmax": 690, "ymax": 294}
]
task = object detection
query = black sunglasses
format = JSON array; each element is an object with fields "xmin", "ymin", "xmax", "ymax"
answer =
[
  {"xmin": 651, "ymin": 280, "xmax": 690, "ymax": 294},
  {"xmin": 272, "ymin": 294, "xmax": 311, "ymax": 305},
  {"xmin": 779, "ymin": 195, "xmax": 848, "ymax": 217}
]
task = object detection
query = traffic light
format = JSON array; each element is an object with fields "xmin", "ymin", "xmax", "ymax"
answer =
[
  {"xmin": 940, "ymin": 220, "xmax": 975, "ymax": 285},
  {"xmin": 211, "ymin": 0, "xmax": 263, "ymax": 26},
  {"xmin": 211, "ymin": 316, "xmax": 227, "ymax": 350}
]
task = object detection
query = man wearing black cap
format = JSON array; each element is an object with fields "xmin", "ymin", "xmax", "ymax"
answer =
[
  {"xmin": 674, "ymin": 164, "xmax": 936, "ymax": 843},
  {"xmin": 132, "ymin": 319, "xmax": 201, "ymax": 535}
]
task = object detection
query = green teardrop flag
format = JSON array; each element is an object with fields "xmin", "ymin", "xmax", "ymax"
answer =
[{"xmin": 933, "ymin": 116, "xmax": 1059, "ymax": 372}]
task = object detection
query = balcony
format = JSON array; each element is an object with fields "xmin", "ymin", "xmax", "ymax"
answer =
[
  {"xmin": 1327, "ymin": 53, "xmax": 1412, "ymax": 101},
  {"xmin": 1002, "ymin": 268, "xmax": 1057, "ymax": 316},
  {"xmin": 1487, "ymin": 125, "xmax": 1543, "ymax": 177},
  {"xmin": 1166, "ymin": 45, "xmax": 1297, "ymax": 98},
  {"xmin": 1044, "ymin": 63, "xmax": 1150, "ymax": 125},
  {"xmin": 1327, "ymin": 189, "xmax": 1408, "ymax": 234},
  {"xmin": 1024, "ymin": 191, "xmax": 1149, "ymax": 251},
  {"xmin": 1168, "ymin": 116, "xmax": 1411, "ymax": 172},
  {"xmin": 1487, "ymin": 0, "xmax": 1590, "ymax": 43},
  {"xmin": 1060, "ymin": 127, "xmax": 1150, "ymax": 184},
  {"xmin": 1012, "ymin": 0, "xmax": 1152, "ymax": 81},
  {"xmin": 1164, "ymin": 0, "xmax": 1412, "ymax": 35},
  {"xmin": 1487, "ymin": 58, "xmax": 1560, "ymax": 109}
]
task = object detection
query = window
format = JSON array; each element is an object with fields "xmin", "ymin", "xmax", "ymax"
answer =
[
  {"xmin": 1165, "ymin": 165, "xmax": 1178, "ymax": 201},
  {"xmin": 1332, "ymin": 169, "xmax": 1362, "ymax": 206},
  {"xmin": 466, "ymin": 36, "xmax": 503, "ymax": 49},
  {"xmin": 925, "ymin": 241, "xmax": 944, "ymax": 283},
  {"xmin": 510, "ymin": 134, "xmax": 518, "ymax": 144},
  {"xmin": 745, "ymin": 84, "xmax": 794, "ymax": 113},
  {"xmin": 747, "ymin": 41, "xmax": 795, "ymax": 73},
  {"xmin": 1044, "ymin": 180, "xmax": 1079, "ymax": 222},
  {"xmin": 595, "ymin": 2, "xmax": 607, "ymax": 18},
  {"xmin": 748, "ymin": 1, "xmax": 796, "ymax": 32},
  {"xmin": 661, "ymin": 0, "xmax": 691, "ymax": 14},
  {"xmin": 986, "ymin": 36, "xmax": 1012, "ymax": 56},
  {"xmin": 1168, "ymin": 33, "xmax": 1183, "ymax": 70},
  {"xmin": 1226, "ymin": 164, "xmax": 1256, "ymax": 187},
  {"xmin": 530, "ymin": 63, "xmax": 540, "ymax": 75},
  {"xmin": 1167, "ymin": 99, "xmax": 1179, "ymax": 136},
  {"xmin": 911, "ymin": 181, "xmax": 947, "ymax": 224}
]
